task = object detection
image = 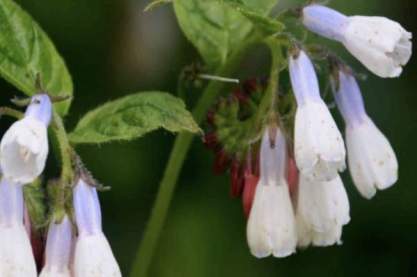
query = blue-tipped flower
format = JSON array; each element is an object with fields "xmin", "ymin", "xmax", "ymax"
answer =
[
  {"xmin": 39, "ymin": 215, "xmax": 73, "ymax": 277},
  {"xmin": 73, "ymin": 179, "xmax": 121, "ymax": 277},
  {"xmin": 302, "ymin": 4, "xmax": 412, "ymax": 78},
  {"xmin": 0, "ymin": 178, "xmax": 37, "ymax": 276},
  {"xmin": 0, "ymin": 94, "xmax": 52, "ymax": 184},
  {"xmin": 332, "ymin": 68, "xmax": 398, "ymax": 199},
  {"xmin": 289, "ymin": 49, "xmax": 345, "ymax": 182},
  {"xmin": 246, "ymin": 127, "xmax": 297, "ymax": 258}
]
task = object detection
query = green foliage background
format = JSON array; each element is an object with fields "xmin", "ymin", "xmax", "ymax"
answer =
[{"xmin": 0, "ymin": 0, "xmax": 416, "ymax": 276}]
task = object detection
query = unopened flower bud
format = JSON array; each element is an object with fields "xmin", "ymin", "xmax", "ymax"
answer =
[
  {"xmin": 39, "ymin": 215, "xmax": 73, "ymax": 277},
  {"xmin": 73, "ymin": 179, "xmax": 121, "ymax": 277}
]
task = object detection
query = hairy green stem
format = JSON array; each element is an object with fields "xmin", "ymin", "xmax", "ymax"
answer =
[
  {"xmin": 50, "ymin": 110, "xmax": 73, "ymax": 221},
  {"xmin": 255, "ymin": 38, "xmax": 283, "ymax": 127},
  {"xmin": 129, "ymin": 47, "xmax": 248, "ymax": 277}
]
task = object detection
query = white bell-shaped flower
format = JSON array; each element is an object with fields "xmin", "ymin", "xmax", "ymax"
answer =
[
  {"xmin": 289, "ymin": 49, "xmax": 346, "ymax": 181},
  {"xmin": 0, "ymin": 94, "xmax": 52, "ymax": 184},
  {"xmin": 39, "ymin": 215, "xmax": 73, "ymax": 277},
  {"xmin": 302, "ymin": 4, "xmax": 412, "ymax": 78},
  {"xmin": 247, "ymin": 127, "xmax": 297, "ymax": 258},
  {"xmin": 296, "ymin": 174, "xmax": 350, "ymax": 247},
  {"xmin": 333, "ymin": 69, "xmax": 398, "ymax": 199},
  {"xmin": 0, "ymin": 178, "xmax": 37, "ymax": 276},
  {"xmin": 73, "ymin": 179, "xmax": 122, "ymax": 277}
]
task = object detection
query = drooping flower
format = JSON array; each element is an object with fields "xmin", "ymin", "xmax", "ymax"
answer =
[
  {"xmin": 0, "ymin": 178, "xmax": 37, "ymax": 276},
  {"xmin": 246, "ymin": 127, "xmax": 297, "ymax": 258},
  {"xmin": 296, "ymin": 174, "xmax": 350, "ymax": 247},
  {"xmin": 332, "ymin": 68, "xmax": 398, "ymax": 199},
  {"xmin": 302, "ymin": 4, "xmax": 412, "ymax": 78},
  {"xmin": 289, "ymin": 49, "xmax": 346, "ymax": 182},
  {"xmin": 0, "ymin": 94, "xmax": 52, "ymax": 184},
  {"xmin": 39, "ymin": 215, "xmax": 73, "ymax": 277},
  {"xmin": 73, "ymin": 179, "xmax": 121, "ymax": 277}
]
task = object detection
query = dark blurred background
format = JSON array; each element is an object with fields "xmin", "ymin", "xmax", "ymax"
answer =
[{"xmin": 2, "ymin": 0, "xmax": 417, "ymax": 276}]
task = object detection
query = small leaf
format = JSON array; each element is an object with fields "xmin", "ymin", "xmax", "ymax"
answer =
[
  {"xmin": 69, "ymin": 92, "xmax": 201, "ymax": 144},
  {"xmin": 0, "ymin": 0, "xmax": 73, "ymax": 115}
]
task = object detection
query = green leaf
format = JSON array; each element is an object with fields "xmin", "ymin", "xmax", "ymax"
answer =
[
  {"xmin": 69, "ymin": 92, "xmax": 201, "ymax": 144},
  {"xmin": 173, "ymin": 0, "xmax": 279, "ymax": 68},
  {"xmin": 0, "ymin": 0, "xmax": 73, "ymax": 115}
]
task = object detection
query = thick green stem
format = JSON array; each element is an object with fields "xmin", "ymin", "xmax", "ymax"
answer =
[
  {"xmin": 50, "ymin": 110, "xmax": 73, "ymax": 221},
  {"xmin": 129, "ymin": 48, "xmax": 247, "ymax": 277},
  {"xmin": 242, "ymin": 38, "xmax": 284, "ymax": 144}
]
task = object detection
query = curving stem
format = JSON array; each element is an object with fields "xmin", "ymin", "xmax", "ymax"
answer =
[{"xmin": 129, "ymin": 43, "xmax": 253, "ymax": 277}]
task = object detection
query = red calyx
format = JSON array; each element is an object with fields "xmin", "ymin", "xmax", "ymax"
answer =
[
  {"xmin": 242, "ymin": 158, "xmax": 259, "ymax": 218},
  {"xmin": 207, "ymin": 109, "xmax": 215, "ymax": 126},
  {"xmin": 203, "ymin": 132, "xmax": 218, "ymax": 149},
  {"xmin": 242, "ymin": 151, "xmax": 260, "ymax": 218},
  {"xmin": 230, "ymin": 159, "xmax": 244, "ymax": 198},
  {"xmin": 24, "ymin": 208, "xmax": 45, "ymax": 271},
  {"xmin": 213, "ymin": 149, "xmax": 231, "ymax": 175},
  {"xmin": 286, "ymin": 152, "xmax": 299, "ymax": 206}
]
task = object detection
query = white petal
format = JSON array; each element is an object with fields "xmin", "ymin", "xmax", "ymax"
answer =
[
  {"xmin": 247, "ymin": 180, "xmax": 297, "ymax": 258},
  {"xmin": 0, "ymin": 117, "xmax": 49, "ymax": 184},
  {"xmin": 298, "ymin": 175, "xmax": 350, "ymax": 231},
  {"xmin": 311, "ymin": 224, "xmax": 343, "ymax": 247},
  {"xmin": 346, "ymin": 116, "xmax": 398, "ymax": 199},
  {"xmin": 0, "ymin": 224, "xmax": 37, "ymax": 277},
  {"xmin": 343, "ymin": 16, "xmax": 412, "ymax": 78},
  {"xmin": 296, "ymin": 175, "xmax": 350, "ymax": 247},
  {"xmin": 295, "ymin": 101, "xmax": 346, "ymax": 181},
  {"xmin": 295, "ymin": 212, "xmax": 313, "ymax": 248},
  {"xmin": 73, "ymin": 233, "xmax": 121, "ymax": 277},
  {"xmin": 40, "ymin": 269, "xmax": 71, "ymax": 277}
]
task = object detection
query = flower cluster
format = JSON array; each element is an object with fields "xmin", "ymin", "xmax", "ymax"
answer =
[
  {"xmin": 206, "ymin": 3, "xmax": 411, "ymax": 258},
  {"xmin": 0, "ymin": 94, "xmax": 121, "ymax": 276}
]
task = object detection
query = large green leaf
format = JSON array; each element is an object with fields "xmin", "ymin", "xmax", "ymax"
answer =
[
  {"xmin": 0, "ymin": 0, "xmax": 73, "ymax": 115},
  {"xmin": 69, "ymin": 92, "xmax": 201, "ymax": 144},
  {"xmin": 173, "ymin": 0, "xmax": 278, "ymax": 68},
  {"xmin": 224, "ymin": 1, "xmax": 284, "ymax": 36}
]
